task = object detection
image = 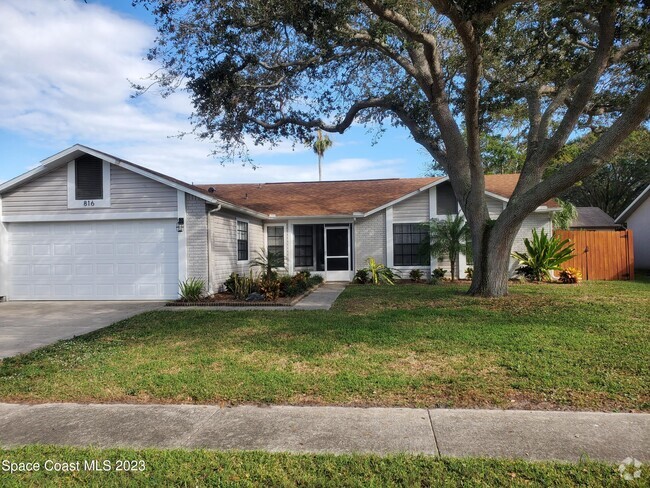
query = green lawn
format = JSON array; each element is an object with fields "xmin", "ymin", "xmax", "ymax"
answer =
[
  {"xmin": 0, "ymin": 446, "xmax": 639, "ymax": 487},
  {"xmin": 0, "ymin": 279, "xmax": 648, "ymax": 411}
]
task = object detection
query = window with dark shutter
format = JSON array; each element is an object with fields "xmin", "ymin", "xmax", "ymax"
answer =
[
  {"xmin": 436, "ymin": 182, "xmax": 458, "ymax": 215},
  {"xmin": 75, "ymin": 156, "xmax": 104, "ymax": 200}
]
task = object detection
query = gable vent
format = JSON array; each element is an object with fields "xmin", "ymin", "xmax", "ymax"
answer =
[{"xmin": 75, "ymin": 155, "xmax": 104, "ymax": 200}]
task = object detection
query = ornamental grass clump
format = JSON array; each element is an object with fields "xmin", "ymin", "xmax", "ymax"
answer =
[{"xmin": 178, "ymin": 278, "xmax": 205, "ymax": 302}]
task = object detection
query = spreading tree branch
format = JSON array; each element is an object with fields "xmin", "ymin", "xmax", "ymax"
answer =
[
  {"xmin": 502, "ymin": 83, "xmax": 650, "ymax": 226},
  {"xmin": 515, "ymin": 5, "xmax": 617, "ymax": 196}
]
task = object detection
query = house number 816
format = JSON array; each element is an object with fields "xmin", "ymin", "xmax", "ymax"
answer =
[{"xmin": 84, "ymin": 201, "xmax": 95, "ymax": 207}]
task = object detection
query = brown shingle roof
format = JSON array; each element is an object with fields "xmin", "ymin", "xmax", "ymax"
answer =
[
  {"xmin": 202, "ymin": 177, "xmax": 442, "ymax": 216},
  {"xmin": 198, "ymin": 173, "xmax": 558, "ymax": 217}
]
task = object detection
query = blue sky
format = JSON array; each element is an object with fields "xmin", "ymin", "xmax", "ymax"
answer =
[{"xmin": 0, "ymin": 0, "xmax": 432, "ymax": 185}]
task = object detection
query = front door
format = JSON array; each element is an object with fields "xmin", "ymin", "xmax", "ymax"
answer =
[{"xmin": 325, "ymin": 226, "xmax": 351, "ymax": 281}]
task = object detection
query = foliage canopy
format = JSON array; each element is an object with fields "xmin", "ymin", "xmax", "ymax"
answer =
[{"xmin": 136, "ymin": 0, "xmax": 650, "ymax": 296}]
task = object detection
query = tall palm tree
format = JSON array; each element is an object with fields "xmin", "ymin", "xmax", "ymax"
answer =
[
  {"xmin": 420, "ymin": 215, "xmax": 471, "ymax": 281},
  {"xmin": 313, "ymin": 129, "xmax": 332, "ymax": 181}
]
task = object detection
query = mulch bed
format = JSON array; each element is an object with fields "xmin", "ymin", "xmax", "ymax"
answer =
[{"xmin": 166, "ymin": 284, "xmax": 321, "ymax": 307}]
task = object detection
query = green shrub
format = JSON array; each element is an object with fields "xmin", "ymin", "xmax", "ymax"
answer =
[
  {"xmin": 465, "ymin": 267, "xmax": 473, "ymax": 279},
  {"xmin": 278, "ymin": 275, "xmax": 293, "ymax": 294},
  {"xmin": 295, "ymin": 270, "xmax": 311, "ymax": 280},
  {"xmin": 354, "ymin": 269, "xmax": 369, "ymax": 284},
  {"xmin": 308, "ymin": 274, "xmax": 324, "ymax": 286},
  {"xmin": 428, "ymin": 268, "xmax": 447, "ymax": 285},
  {"xmin": 512, "ymin": 228, "xmax": 575, "ymax": 282},
  {"xmin": 409, "ymin": 269, "xmax": 423, "ymax": 282},
  {"xmin": 283, "ymin": 284, "xmax": 301, "ymax": 297},
  {"xmin": 279, "ymin": 272, "xmax": 323, "ymax": 297},
  {"xmin": 178, "ymin": 277, "xmax": 205, "ymax": 302},
  {"xmin": 432, "ymin": 268, "xmax": 447, "ymax": 279}
]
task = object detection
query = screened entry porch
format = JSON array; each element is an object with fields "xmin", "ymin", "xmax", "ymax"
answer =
[{"xmin": 292, "ymin": 223, "xmax": 353, "ymax": 282}]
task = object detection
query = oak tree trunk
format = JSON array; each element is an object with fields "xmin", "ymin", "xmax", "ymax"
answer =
[{"xmin": 467, "ymin": 216, "xmax": 522, "ymax": 297}]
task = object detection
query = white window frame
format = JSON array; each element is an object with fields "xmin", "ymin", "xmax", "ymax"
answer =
[
  {"xmin": 236, "ymin": 218, "xmax": 250, "ymax": 263},
  {"xmin": 264, "ymin": 223, "xmax": 287, "ymax": 269},
  {"xmin": 392, "ymin": 221, "xmax": 431, "ymax": 269},
  {"xmin": 67, "ymin": 160, "xmax": 111, "ymax": 209}
]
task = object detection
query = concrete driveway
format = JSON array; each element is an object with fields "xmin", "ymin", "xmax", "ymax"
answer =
[{"xmin": 0, "ymin": 301, "xmax": 164, "ymax": 358}]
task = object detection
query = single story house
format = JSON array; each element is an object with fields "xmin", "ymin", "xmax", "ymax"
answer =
[
  {"xmin": 616, "ymin": 184, "xmax": 650, "ymax": 270},
  {"xmin": 570, "ymin": 207, "xmax": 621, "ymax": 230},
  {"xmin": 0, "ymin": 145, "xmax": 557, "ymax": 301}
]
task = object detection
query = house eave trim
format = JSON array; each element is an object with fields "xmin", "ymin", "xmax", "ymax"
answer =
[
  {"xmin": 615, "ymin": 184, "xmax": 650, "ymax": 223},
  {"xmin": 363, "ymin": 177, "xmax": 449, "ymax": 217},
  {"xmin": 1, "ymin": 212, "xmax": 179, "ymax": 223}
]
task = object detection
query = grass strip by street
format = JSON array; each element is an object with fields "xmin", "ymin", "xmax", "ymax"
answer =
[
  {"xmin": 0, "ymin": 446, "xmax": 641, "ymax": 487},
  {"xmin": 0, "ymin": 279, "xmax": 648, "ymax": 411}
]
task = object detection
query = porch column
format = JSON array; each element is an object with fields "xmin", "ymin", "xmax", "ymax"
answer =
[
  {"xmin": 429, "ymin": 187, "xmax": 437, "ymax": 275},
  {"xmin": 386, "ymin": 207, "xmax": 394, "ymax": 268}
]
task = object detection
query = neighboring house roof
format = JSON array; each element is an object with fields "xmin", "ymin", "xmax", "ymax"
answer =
[
  {"xmin": 616, "ymin": 184, "xmax": 650, "ymax": 223},
  {"xmin": 570, "ymin": 207, "xmax": 619, "ymax": 229},
  {"xmin": 200, "ymin": 173, "xmax": 558, "ymax": 217}
]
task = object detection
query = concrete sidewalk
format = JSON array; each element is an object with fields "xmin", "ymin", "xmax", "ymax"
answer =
[{"xmin": 0, "ymin": 403, "xmax": 647, "ymax": 463}]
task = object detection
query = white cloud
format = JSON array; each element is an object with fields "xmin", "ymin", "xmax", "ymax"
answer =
[
  {"xmin": 0, "ymin": 0, "xmax": 319, "ymax": 182},
  {"xmin": 0, "ymin": 0, "xmax": 407, "ymax": 185}
]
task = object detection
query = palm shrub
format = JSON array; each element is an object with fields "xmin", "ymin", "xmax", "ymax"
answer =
[
  {"xmin": 420, "ymin": 215, "xmax": 471, "ymax": 281},
  {"xmin": 511, "ymin": 228, "xmax": 575, "ymax": 282},
  {"xmin": 251, "ymin": 248, "xmax": 285, "ymax": 279},
  {"xmin": 364, "ymin": 257, "xmax": 395, "ymax": 285},
  {"xmin": 178, "ymin": 277, "xmax": 205, "ymax": 302}
]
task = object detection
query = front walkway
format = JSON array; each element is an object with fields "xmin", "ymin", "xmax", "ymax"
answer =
[{"xmin": 0, "ymin": 403, "xmax": 647, "ymax": 463}]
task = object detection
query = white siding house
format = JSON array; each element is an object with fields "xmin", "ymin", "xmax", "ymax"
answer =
[{"xmin": 0, "ymin": 145, "xmax": 558, "ymax": 300}]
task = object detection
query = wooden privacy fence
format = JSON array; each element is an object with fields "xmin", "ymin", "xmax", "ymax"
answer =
[{"xmin": 554, "ymin": 230, "xmax": 634, "ymax": 281}]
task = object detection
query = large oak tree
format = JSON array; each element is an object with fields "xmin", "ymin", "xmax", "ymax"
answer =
[{"xmin": 137, "ymin": 0, "xmax": 650, "ymax": 296}]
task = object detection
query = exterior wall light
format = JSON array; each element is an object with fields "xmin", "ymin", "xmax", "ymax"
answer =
[{"xmin": 176, "ymin": 217, "xmax": 185, "ymax": 232}]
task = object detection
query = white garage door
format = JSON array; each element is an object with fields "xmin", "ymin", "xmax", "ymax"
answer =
[{"xmin": 8, "ymin": 220, "xmax": 179, "ymax": 300}]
